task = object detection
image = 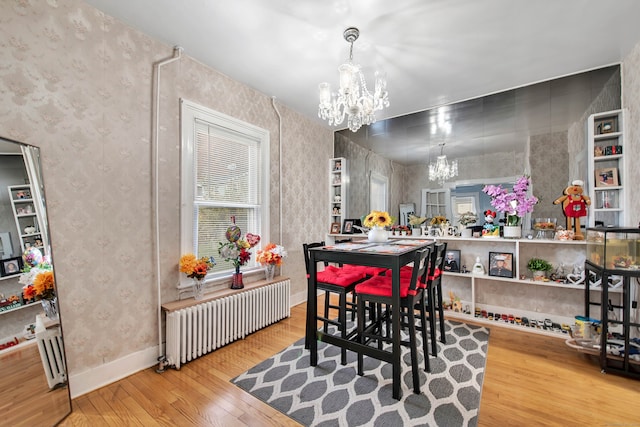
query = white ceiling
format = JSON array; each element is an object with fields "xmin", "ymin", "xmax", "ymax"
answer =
[{"xmin": 85, "ymin": 0, "xmax": 640, "ymax": 164}]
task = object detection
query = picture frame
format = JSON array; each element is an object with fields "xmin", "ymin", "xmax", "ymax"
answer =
[
  {"xmin": 330, "ymin": 222, "xmax": 341, "ymax": 234},
  {"xmin": 1, "ymin": 257, "xmax": 23, "ymax": 277},
  {"xmin": 595, "ymin": 117, "xmax": 617, "ymax": 135},
  {"xmin": 443, "ymin": 249, "xmax": 461, "ymax": 273},
  {"xmin": 342, "ymin": 219, "xmax": 354, "ymax": 234},
  {"xmin": 488, "ymin": 252, "xmax": 514, "ymax": 278},
  {"xmin": 595, "ymin": 167, "xmax": 619, "ymax": 187}
]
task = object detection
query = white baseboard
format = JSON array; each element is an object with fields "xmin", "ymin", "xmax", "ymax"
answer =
[
  {"xmin": 69, "ymin": 346, "xmax": 159, "ymax": 399},
  {"xmin": 69, "ymin": 290, "xmax": 309, "ymax": 399}
]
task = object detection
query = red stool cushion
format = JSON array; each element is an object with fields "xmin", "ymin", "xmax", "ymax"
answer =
[
  {"xmin": 314, "ymin": 265, "xmax": 366, "ymax": 287},
  {"xmin": 342, "ymin": 264, "xmax": 388, "ymax": 277},
  {"xmin": 355, "ymin": 275, "xmax": 414, "ymax": 298}
]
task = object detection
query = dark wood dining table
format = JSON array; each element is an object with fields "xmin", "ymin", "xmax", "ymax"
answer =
[{"xmin": 306, "ymin": 239, "xmax": 433, "ymax": 400}]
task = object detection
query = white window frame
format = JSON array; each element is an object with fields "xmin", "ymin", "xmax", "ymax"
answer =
[
  {"xmin": 369, "ymin": 171, "xmax": 388, "ymax": 212},
  {"xmin": 180, "ymin": 99, "xmax": 270, "ymax": 288},
  {"xmin": 451, "ymin": 194, "xmax": 479, "ymax": 227}
]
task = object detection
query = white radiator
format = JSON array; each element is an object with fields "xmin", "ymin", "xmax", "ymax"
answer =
[
  {"xmin": 35, "ymin": 315, "xmax": 67, "ymax": 389},
  {"xmin": 165, "ymin": 279, "xmax": 290, "ymax": 369}
]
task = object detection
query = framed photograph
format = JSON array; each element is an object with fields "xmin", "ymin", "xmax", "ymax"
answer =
[
  {"xmin": 443, "ymin": 249, "xmax": 461, "ymax": 273},
  {"xmin": 330, "ymin": 222, "xmax": 341, "ymax": 234},
  {"xmin": 1, "ymin": 257, "xmax": 23, "ymax": 277},
  {"xmin": 595, "ymin": 117, "xmax": 617, "ymax": 134},
  {"xmin": 595, "ymin": 167, "xmax": 619, "ymax": 187},
  {"xmin": 342, "ymin": 219, "xmax": 354, "ymax": 234},
  {"xmin": 488, "ymin": 252, "xmax": 514, "ymax": 278}
]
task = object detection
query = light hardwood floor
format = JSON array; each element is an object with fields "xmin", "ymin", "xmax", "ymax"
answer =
[
  {"xmin": 1, "ymin": 341, "xmax": 71, "ymax": 427},
  {"xmin": 59, "ymin": 301, "xmax": 640, "ymax": 426}
]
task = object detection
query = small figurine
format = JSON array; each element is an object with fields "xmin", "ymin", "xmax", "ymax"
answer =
[
  {"xmin": 482, "ymin": 210, "xmax": 499, "ymax": 237},
  {"xmin": 553, "ymin": 180, "xmax": 591, "ymax": 240},
  {"xmin": 472, "ymin": 256, "xmax": 485, "ymax": 275}
]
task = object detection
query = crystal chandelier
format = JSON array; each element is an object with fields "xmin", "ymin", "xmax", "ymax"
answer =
[
  {"xmin": 318, "ymin": 27, "xmax": 389, "ymax": 132},
  {"xmin": 428, "ymin": 143, "xmax": 458, "ymax": 184}
]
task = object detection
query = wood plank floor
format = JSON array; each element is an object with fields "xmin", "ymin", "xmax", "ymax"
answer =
[
  {"xmin": 1, "ymin": 341, "xmax": 72, "ymax": 427},
  {"xmin": 59, "ymin": 301, "xmax": 640, "ymax": 426}
]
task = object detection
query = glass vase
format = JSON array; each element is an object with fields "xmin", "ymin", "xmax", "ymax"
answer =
[
  {"xmin": 193, "ymin": 277, "xmax": 204, "ymax": 300},
  {"xmin": 41, "ymin": 297, "xmax": 58, "ymax": 321},
  {"xmin": 265, "ymin": 264, "xmax": 276, "ymax": 281},
  {"xmin": 231, "ymin": 265, "xmax": 244, "ymax": 289}
]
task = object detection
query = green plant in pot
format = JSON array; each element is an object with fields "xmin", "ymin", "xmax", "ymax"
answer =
[{"xmin": 527, "ymin": 258, "xmax": 553, "ymax": 281}]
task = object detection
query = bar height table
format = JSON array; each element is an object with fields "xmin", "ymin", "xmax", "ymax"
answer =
[{"xmin": 306, "ymin": 240, "xmax": 432, "ymax": 400}]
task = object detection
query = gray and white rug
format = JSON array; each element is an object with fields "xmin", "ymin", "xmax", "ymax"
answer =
[{"xmin": 232, "ymin": 320, "xmax": 489, "ymax": 426}]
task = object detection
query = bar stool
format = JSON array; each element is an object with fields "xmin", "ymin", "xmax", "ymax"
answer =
[
  {"xmin": 427, "ymin": 242, "xmax": 448, "ymax": 353},
  {"xmin": 303, "ymin": 242, "xmax": 367, "ymax": 365},
  {"xmin": 355, "ymin": 246, "xmax": 433, "ymax": 394}
]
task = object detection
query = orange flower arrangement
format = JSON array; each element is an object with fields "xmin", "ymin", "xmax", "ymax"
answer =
[
  {"xmin": 256, "ymin": 243, "xmax": 288, "ymax": 266},
  {"xmin": 23, "ymin": 270, "xmax": 55, "ymax": 301},
  {"xmin": 179, "ymin": 254, "xmax": 215, "ymax": 280}
]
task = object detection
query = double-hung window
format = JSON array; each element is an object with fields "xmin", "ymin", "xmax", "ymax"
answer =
[{"xmin": 180, "ymin": 100, "xmax": 269, "ymax": 288}]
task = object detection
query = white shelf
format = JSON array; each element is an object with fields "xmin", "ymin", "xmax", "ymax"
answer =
[
  {"xmin": 587, "ymin": 109, "xmax": 628, "ymax": 227},
  {"xmin": 7, "ymin": 184, "xmax": 47, "ymax": 254},
  {"xmin": 329, "ymin": 158, "xmax": 348, "ymax": 232}
]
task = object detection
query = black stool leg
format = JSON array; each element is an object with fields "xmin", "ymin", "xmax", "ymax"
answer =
[
  {"xmin": 339, "ymin": 292, "xmax": 348, "ymax": 365},
  {"xmin": 407, "ymin": 305, "xmax": 420, "ymax": 394},
  {"xmin": 428, "ymin": 286, "xmax": 438, "ymax": 356},
  {"xmin": 418, "ymin": 299, "xmax": 430, "ymax": 372},
  {"xmin": 436, "ymin": 282, "xmax": 446, "ymax": 344},
  {"xmin": 357, "ymin": 296, "xmax": 365, "ymax": 376}
]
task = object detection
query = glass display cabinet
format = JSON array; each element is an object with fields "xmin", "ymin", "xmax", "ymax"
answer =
[{"xmin": 584, "ymin": 227, "xmax": 640, "ymax": 378}]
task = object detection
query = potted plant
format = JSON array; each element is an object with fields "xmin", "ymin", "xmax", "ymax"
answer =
[
  {"xmin": 483, "ymin": 175, "xmax": 538, "ymax": 239},
  {"xmin": 408, "ymin": 214, "xmax": 427, "ymax": 236},
  {"xmin": 458, "ymin": 211, "xmax": 478, "ymax": 237},
  {"xmin": 527, "ymin": 258, "xmax": 553, "ymax": 281}
]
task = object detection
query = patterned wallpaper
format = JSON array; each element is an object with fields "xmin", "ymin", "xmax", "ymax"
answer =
[
  {"xmin": 335, "ymin": 134, "xmax": 405, "ymax": 221},
  {"xmin": 0, "ymin": 0, "xmax": 332, "ymax": 381},
  {"xmin": 623, "ymin": 44, "xmax": 640, "ymax": 227},
  {"xmin": 1, "ymin": 0, "xmax": 640, "ymax": 396}
]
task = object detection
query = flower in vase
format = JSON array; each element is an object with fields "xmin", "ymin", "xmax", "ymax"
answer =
[
  {"xmin": 482, "ymin": 175, "xmax": 538, "ymax": 226},
  {"xmin": 23, "ymin": 270, "xmax": 55, "ymax": 301},
  {"xmin": 256, "ymin": 243, "xmax": 288, "ymax": 266},
  {"xmin": 363, "ymin": 210, "xmax": 392, "ymax": 228},
  {"xmin": 179, "ymin": 254, "xmax": 215, "ymax": 280},
  {"xmin": 218, "ymin": 223, "xmax": 260, "ymax": 269}
]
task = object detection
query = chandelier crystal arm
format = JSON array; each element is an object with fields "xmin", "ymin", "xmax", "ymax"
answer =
[
  {"xmin": 318, "ymin": 27, "xmax": 389, "ymax": 132},
  {"xmin": 428, "ymin": 143, "xmax": 458, "ymax": 184}
]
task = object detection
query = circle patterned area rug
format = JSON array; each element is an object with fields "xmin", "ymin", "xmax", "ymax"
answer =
[{"xmin": 232, "ymin": 320, "xmax": 489, "ymax": 427}]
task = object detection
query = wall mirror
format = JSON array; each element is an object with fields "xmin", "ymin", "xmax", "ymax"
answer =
[
  {"xmin": 336, "ymin": 65, "xmax": 621, "ymax": 225},
  {"xmin": 0, "ymin": 137, "xmax": 71, "ymax": 425}
]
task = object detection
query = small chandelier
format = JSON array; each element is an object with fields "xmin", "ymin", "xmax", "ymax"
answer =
[
  {"xmin": 318, "ymin": 27, "xmax": 389, "ymax": 132},
  {"xmin": 428, "ymin": 143, "xmax": 458, "ymax": 184}
]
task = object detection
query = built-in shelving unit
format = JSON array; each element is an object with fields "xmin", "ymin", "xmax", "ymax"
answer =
[
  {"xmin": 587, "ymin": 109, "xmax": 628, "ymax": 227},
  {"xmin": 329, "ymin": 158, "xmax": 348, "ymax": 232},
  {"xmin": 8, "ymin": 184, "xmax": 46, "ymax": 253},
  {"xmin": 326, "ymin": 233, "xmax": 590, "ymax": 338}
]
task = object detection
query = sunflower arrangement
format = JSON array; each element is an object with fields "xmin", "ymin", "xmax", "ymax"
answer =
[
  {"xmin": 363, "ymin": 210, "xmax": 392, "ymax": 228},
  {"xmin": 430, "ymin": 215, "xmax": 447, "ymax": 226}
]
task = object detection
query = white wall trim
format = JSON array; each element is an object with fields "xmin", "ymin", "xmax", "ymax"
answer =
[
  {"xmin": 69, "ymin": 290, "xmax": 307, "ymax": 399},
  {"xmin": 69, "ymin": 346, "xmax": 159, "ymax": 399}
]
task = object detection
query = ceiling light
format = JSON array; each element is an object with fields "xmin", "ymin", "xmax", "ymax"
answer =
[
  {"xmin": 318, "ymin": 27, "xmax": 389, "ymax": 132},
  {"xmin": 428, "ymin": 143, "xmax": 458, "ymax": 184}
]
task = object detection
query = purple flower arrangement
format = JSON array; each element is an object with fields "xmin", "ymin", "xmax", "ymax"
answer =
[{"xmin": 482, "ymin": 176, "xmax": 538, "ymax": 225}]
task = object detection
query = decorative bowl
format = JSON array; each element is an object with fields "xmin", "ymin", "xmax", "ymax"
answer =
[{"xmin": 532, "ymin": 218, "xmax": 557, "ymax": 230}]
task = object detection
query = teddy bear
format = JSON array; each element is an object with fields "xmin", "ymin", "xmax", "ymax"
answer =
[{"xmin": 553, "ymin": 179, "xmax": 591, "ymax": 240}]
